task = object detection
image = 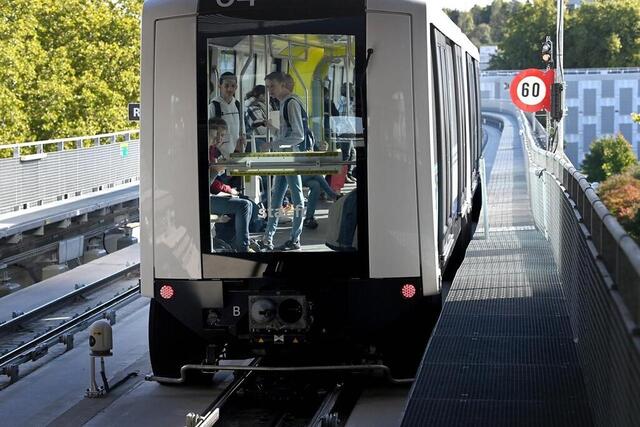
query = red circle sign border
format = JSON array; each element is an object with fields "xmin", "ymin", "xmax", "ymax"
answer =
[{"xmin": 510, "ymin": 68, "xmax": 553, "ymax": 113}]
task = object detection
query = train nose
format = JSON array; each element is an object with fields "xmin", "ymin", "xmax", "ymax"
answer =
[
  {"xmin": 278, "ymin": 298, "xmax": 303, "ymax": 324},
  {"xmin": 250, "ymin": 298, "xmax": 277, "ymax": 324}
]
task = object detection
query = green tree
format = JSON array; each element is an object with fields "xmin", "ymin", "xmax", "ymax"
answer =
[
  {"xmin": 582, "ymin": 134, "xmax": 638, "ymax": 183},
  {"xmin": 632, "ymin": 113, "xmax": 640, "ymax": 124},
  {"xmin": 0, "ymin": 0, "xmax": 142, "ymax": 145},
  {"xmin": 489, "ymin": 0, "xmax": 558, "ymax": 70},
  {"xmin": 471, "ymin": 23, "xmax": 493, "ymax": 46},
  {"xmin": 458, "ymin": 12, "xmax": 476, "ymax": 36},
  {"xmin": 565, "ymin": 0, "xmax": 640, "ymax": 68}
]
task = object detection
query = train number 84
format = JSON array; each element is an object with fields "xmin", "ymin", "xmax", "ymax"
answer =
[{"xmin": 216, "ymin": 0, "xmax": 256, "ymax": 7}]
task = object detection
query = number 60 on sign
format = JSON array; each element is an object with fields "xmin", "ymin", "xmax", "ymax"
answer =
[{"xmin": 509, "ymin": 68, "xmax": 555, "ymax": 113}]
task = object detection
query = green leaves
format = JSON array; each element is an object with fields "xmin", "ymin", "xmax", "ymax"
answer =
[
  {"xmin": 0, "ymin": 0, "xmax": 142, "ymax": 144},
  {"xmin": 490, "ymin": 0, "xmax": 640, "ymax": 70},
  {"xmin": 581, "ymin": 134, "xmax": 638, "ymax": 183}
]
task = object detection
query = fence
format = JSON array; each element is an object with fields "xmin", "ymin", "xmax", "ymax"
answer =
[
  {"xmin": 483, "ymin": 100, "xmax": 640, "ymax": 426},
  {"xmin": 0, "ymin": 130, "xmax": 139, "ymax": 215}
]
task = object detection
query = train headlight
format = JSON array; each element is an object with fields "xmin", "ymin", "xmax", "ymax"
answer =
[
  {"xmin": 278, "ymin": 298, "xmax": 303, "ymax": 324},
  {"xmin": 250, "ymin": 298, "xmax": 277, "ymax": 324}
]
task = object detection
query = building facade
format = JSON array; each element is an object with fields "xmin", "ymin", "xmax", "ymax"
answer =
[{"xmin": 481, "ymin": 68, "xmax": 640, "ymax": 167}]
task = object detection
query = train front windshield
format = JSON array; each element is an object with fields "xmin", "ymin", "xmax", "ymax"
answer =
[{"xmin": 201, "ymin": 32, "xmax": 363, "ymax": 254}]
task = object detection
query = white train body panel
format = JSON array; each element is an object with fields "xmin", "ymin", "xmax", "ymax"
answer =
[
  {"xmin": 141, "ymin": 0, "xmax": 199, "ymax": 296},
  {"xmin": 365, "ymin": 11, "xmax": 420, "ymax": 279}
]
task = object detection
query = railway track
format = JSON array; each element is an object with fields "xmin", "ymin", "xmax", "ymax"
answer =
[
  {"xmin": 0, "ymin": 263, "xmax": 140, "ymax": 387},
  {"xmin": 185, "ymin": 362, "xmax": 364, "ymax": 427},
  {"xmin": 174, "ymin": 359, "xmax": 412, "ymax": 427}
]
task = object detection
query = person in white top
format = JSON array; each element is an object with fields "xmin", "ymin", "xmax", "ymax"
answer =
[{"xmin": 208, "ymin": 72, "xmax": 246, "ymax": 159}]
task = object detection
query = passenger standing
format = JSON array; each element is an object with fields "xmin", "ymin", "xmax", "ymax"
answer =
[
  {"xmin": 209, "ymin": 72, "xmax": 246, "ymax": 159},
  {"xmin": 337, "ymin": 82, "xmax": 357, "ymax": 183},
  {"xmin": 244, "ymin": 85, "xmax": 270, "ymax": 146},
  {"xmin": 260, "ymin": 72, "xmax": 306, "ymax": 251}
]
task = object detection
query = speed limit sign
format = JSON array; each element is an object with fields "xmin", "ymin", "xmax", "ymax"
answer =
[{"xmin": 509, "ymin": 69, "xmax": 554, "ymax": 112}]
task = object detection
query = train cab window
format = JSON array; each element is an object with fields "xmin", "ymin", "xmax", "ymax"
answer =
[{"xmin": 202, "ymin": 33, "xmax": 362, "ymax": 254}]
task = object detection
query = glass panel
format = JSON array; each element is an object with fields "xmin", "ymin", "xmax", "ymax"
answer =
[{"xmin": 205, "ymin": 33, "xmax": 361, "ymax": 254}]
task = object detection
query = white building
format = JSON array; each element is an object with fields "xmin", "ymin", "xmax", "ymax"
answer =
[
  {"xmin": 479, "ymin": 45, "xmax": 498, "ymax": 71},
  {"xmin": 481, "ymin": 68, "xmax": 640, "ymax": 167}
]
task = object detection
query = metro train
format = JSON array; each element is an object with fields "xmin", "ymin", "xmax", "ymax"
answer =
[{"xmin": 140, "ymin": 0, "xmax": 483, "ymax": 380}]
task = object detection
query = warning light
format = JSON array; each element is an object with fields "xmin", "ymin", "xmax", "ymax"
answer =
[
  {"xmin": 159, "ymin": 285, "xmax": 174, "ymax": 300},
  {"xmin": 401, "ymin": 284, "xmax": 416, "ymax": 299}
]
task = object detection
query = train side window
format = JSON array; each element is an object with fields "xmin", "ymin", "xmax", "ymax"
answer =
[
  {"xmin": 453, "ymin": 45, "xmax": 467, "ymax": 211},
  {"xmin": 432, "ymin": 27, "xmax": 461, "ymax": 248},
  {"xmin": 466, "ymin": 53, "xmax": 476, "ymax": 171}
]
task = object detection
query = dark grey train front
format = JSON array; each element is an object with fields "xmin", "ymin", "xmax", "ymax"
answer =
[{"xmin": 140, "ymin": 0, "xmax": 483, "ymax": 379}]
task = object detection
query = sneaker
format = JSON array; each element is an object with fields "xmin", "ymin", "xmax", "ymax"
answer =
[
  {"xmin": 275, "ymin": 239, "xmax": 301, "ymax": 251},
  {"xmin": 248, "ymin": 239, "xmax": 262, "ymax": 252},
  {"xmin": 303, "ymin": 217, "xmax": 319, "ymax": 229},
  {"xmin": 258, "ymin": 239, "xmax": 274, "ymax": 251}
]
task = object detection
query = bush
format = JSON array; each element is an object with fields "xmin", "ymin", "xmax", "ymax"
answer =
[
  {"xmin": 581, "ymin": 134, "xmax": 637, "ymax": 183},
  {"xmin": 599, "ymin": 173, "xmax": 640, "ymax": 240}
]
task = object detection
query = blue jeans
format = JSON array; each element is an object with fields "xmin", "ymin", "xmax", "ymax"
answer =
[
  {"xmin": 302, "ymin": 175, "xmax": 338, "ymax": 220},
  {"xmin": 339, "ymin": 141, "xmax": 356, "ymax": 175},
  {"xmin": 264, "ymin": 175, "xmax": 304, "ymax": 243},
  {"xmin": 210, "ymin": 196, "xmax": 252, "ymax": 251}
]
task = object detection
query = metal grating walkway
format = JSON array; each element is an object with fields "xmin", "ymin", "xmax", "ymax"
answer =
[{"xmin": 401, "ymin": 117, "xmax": 593, "ymax": 426}]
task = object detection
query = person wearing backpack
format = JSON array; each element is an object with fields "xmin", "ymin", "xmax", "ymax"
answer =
[
  {"xmin": 208, "ymin": 72, "xmax": 246, "ymax": 159},
  {"xmin": 259, "ymin": 72, "xmax": 308, "ymax": 251}
]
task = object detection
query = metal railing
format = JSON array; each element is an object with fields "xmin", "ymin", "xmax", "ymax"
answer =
[
  {"xmin": 0, "ymin": 130, "xmax": 140, "ymax": 215},
  {"xmin": 483, "ymin": 99, "xmax": 640, "ymax": 426}
]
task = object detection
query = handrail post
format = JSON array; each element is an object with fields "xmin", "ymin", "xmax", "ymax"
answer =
[{"xmin": 479, "ymin": 156, "xmax": 489, "ymax": 239}]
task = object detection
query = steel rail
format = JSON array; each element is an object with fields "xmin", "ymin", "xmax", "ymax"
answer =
[
  {"xmin": 0, "ymin": 283, "xmax": 140, "ymax": 369},
  {"xmin": 186, "ymin": 358, "xmax": 262, "ymax": 427},
  {"xmin": 0, "ymin": 263, "xmax": 140, "ymax": 334}
]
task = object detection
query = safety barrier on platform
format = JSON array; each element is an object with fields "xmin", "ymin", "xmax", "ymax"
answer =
[
  {"xmin": 483, "ymin": 100, "xmax": 640, "ymax": 426},
  {"xmin": 0, "ymin": 130, "xmax": 139, "ymax": 215}
]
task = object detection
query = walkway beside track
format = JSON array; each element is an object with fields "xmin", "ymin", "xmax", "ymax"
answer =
[
  {"xmin": 0, "ymin": 244, "xmax": 139, "ymax": 326},
  {"xmin": 402, "ymin": 115, "xmax": 593, "ymax": 425}
]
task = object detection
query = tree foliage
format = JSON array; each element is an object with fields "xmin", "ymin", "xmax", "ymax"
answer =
[
  {"xmin": 599, "ymin": 169, "xmax": 640, "ymax": 241},
  {"xmin": 445, "ymin": 0, "xmax": 523, "ymax": 48},
  {"xmin": 488, "ymin": 0, "xmax": 557, "ymax": 70},
  {"xmin": 581, "ymin": 134, "xmax": 638, "ymax": 183},
  {"xmin": 0, "ymin": 0, "xmax": 142, "ymax": 144},
  {"xmin": 565, "ymin": 0, "xmax": 640, "ymax": 68},
  {"xmin": 488, "ymin": 0, "xmax": 640, "ymax": 70}
]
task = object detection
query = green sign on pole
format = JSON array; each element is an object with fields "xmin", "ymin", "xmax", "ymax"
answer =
[{"xmin": 120, "ymin": 142, "xmax": 129, "ymax": 158}]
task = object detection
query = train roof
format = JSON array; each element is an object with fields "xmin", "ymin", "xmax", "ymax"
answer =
[{"xmin": 142, "ymin": 0, "xmax": 478, "ymax": 59}]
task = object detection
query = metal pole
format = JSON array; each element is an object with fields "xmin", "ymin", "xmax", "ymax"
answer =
[
  {"xmin": 265, "ymin": 35, "xmax": 272, "ymax": 216},
  {"xmin": 556, "ymin": 0, "xmax": 565, "ymax": 154},
  {"xmin": 479, "ymin": 156, "xmax": 489, "ymax": 239}
]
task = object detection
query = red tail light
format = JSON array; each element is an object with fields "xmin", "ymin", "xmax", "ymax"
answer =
[
  {"xmin": 401, "ymin": 283, "xmax": 416, "ymax": 299},
  {"xmin": 159, "ymin": 285, "xmax": 174, "ymax": 300}
]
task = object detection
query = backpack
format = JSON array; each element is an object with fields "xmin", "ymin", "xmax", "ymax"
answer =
[
  {"xmin": 210, "ymin": 99, "xmax": 241, "ymax": 120},
  {"xmin": 282, "ymin": 97, "xmax": 315, "ymax": 151}
]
